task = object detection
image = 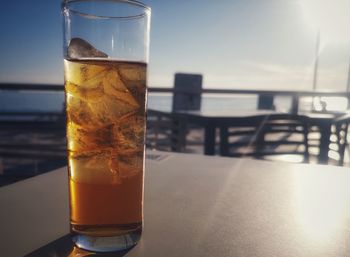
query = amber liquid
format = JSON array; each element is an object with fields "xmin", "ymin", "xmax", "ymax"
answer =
[
  {"xmin": 69, "ymin": 175, "xmax": 143, "ymax": 236},
  {"xmin": 64, "ymin": 59, "xmax": 146, "ymax": 237}
]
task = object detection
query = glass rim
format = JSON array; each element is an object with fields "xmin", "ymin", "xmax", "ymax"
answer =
[{"xmin": 62, "ymin": 0, "xmax": 151, "ymax": 20}]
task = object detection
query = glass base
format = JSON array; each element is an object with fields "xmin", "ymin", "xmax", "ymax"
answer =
[{"xmin": 72, "ymin": 230, "xmax": 141, "ymax": 252}]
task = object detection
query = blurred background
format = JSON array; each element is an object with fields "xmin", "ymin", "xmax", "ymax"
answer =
[{"xmin": 1, "ymin": 0, "xmax": 350, "ymax": 185}]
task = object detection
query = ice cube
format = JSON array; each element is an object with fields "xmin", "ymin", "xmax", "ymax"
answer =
[
  {"xmin": 116, "ymin": 152, "xmax": 143, "ymax": 179},
  {"xmin": 124, "ymin": 83, "xmax": 146, "ymax": 109},
  {"xmin": 103, "ymin": 69, "xmax": 139, "ymax": 108},
  {"xmin": 118, "ymin": 63, "xmax": 146, "ymax": 106},
  {"xmin": 107, "ymin": 151, "xmax": 142, "ymax": 181},
  {"xmin": 90, "ymin": 94, "xmax": 140, "ymax": 124},
  {"xmin": 66, "ymin": 97, "xmax": 96, "ymax": 127},
  {"xmin": 68, "ymin": 38, "xmax": 108, "ymax": 59},
  {"xmin": 67, "ymin": 122, "xmax": 114, "ymax": 153},
  {"xmin": 114, "ymin": 114, "xmax": 145, "ymax": 153},
  {"xmin": 66, "ymin": 81, "xmax": 104, "ymax": 102},
  {"xmin": 69, "ymin": 150, "xmax": 121, "ymax": 184},
  {"xmin": 64, "ymin": 59, "xmax": 107, "ymax": 100},
  {"xmin": 119, "ymin": 63, "xmax": 146, "ymax": 83}
]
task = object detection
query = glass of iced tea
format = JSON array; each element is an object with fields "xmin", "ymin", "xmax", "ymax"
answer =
[{"xmin": 61, "ymin": 0, "xmax": 150, "ymax": 252}]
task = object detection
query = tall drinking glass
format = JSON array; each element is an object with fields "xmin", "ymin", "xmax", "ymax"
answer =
[{"xmin": 61, "ymin": 0, "xmax": 151, "ymax": 252}]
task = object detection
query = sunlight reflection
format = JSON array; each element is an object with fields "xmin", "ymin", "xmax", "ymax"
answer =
[
  {"xmin": 293, "ymin": 168, "xmax": 350, "ymax": 243},
  {"xmin": 68, "ymin": 246, "xmax": 94, "ymax": 256},
  {"xmin": 312, "ymin": 97, "xmax": 348, "ymax": 112},
  {"xmin": 328, "ymin": 150, "xmax": 340, "ymax": 162}
]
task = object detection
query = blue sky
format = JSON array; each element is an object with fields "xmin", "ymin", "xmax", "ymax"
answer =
[{"xmin": 0, "ymin": 0, "xmax": 349, "ymax": 91}]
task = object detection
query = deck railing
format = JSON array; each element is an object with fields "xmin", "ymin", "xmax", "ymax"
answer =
[{"xmin": 1, "ymin": 83, "xmax": 350, "ymax": 114}]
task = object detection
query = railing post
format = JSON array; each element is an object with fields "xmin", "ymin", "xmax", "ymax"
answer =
[
  {"xmin": 258, "ymin": 94, "xmax": 275, "ymax": 110},
  {"xmin": 291, "ymin": 95, "xmax": 299, "ymax": 114}
]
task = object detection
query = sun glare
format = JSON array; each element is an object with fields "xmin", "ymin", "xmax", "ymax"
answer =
[
  {"xmin": 299, "ymin": 0, "xmax": 350, "ymax": 44},
  {"xmin": 293, "ymin": 169, "xmax": 350, "ymax": 243},
  {"xmin": 312, "ymin": 97, "xmax": 348, "ymax": 112}
]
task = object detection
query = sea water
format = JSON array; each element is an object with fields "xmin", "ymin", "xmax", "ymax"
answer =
[{"xmin": 0, "ymin": 91, "xmax": 296, "ymax": 114}]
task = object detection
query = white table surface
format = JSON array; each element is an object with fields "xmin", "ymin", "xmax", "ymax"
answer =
[{"xmin": 1, "ymin": 152, "xmax": 350, "ymax": 257}]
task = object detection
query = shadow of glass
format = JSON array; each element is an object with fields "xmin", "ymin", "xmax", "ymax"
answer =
[{"xmin": 24, "ymin": 234, "xmax": 133, "ymax": 257}]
